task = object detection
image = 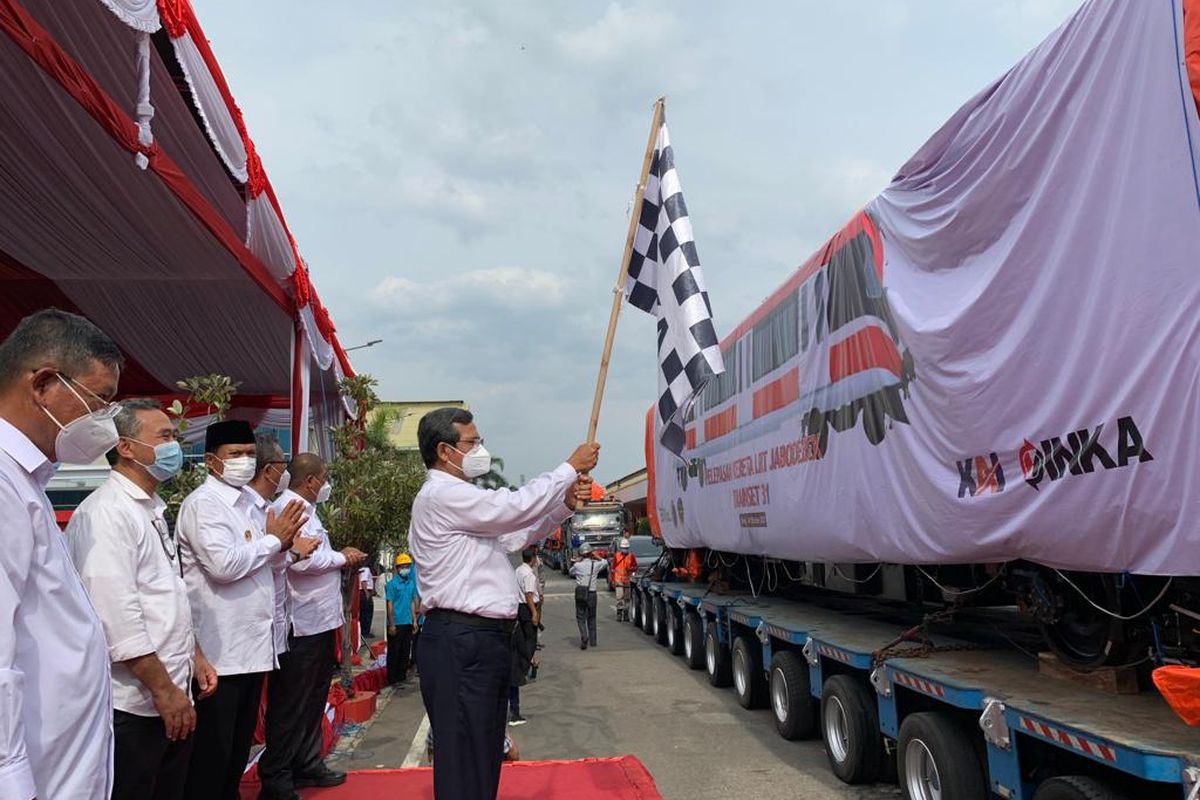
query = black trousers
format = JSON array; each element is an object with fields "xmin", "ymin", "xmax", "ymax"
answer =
[
  {"xmin": 360, "ymin": 591, "xmax": 375, "ymax": 637},
  {"xmin": 387, "ymin": 625, "xmax": 414, "ymax": 684},
  {"xmin": 184, "ymin": 671, "xmax": 265, "ymax": 800},
  {"xmin": 113, "ymin": 709, "xmax": 194, "ymax": 800},
  {"xmin": 418, "ymin": 615, "xmax": 511, "ymax": 800},
  {"xmin": 575, "ymin": 587, "xmax": 598, "ymax": 645},
  {"xmin": 259, "ymin": 630, "xmax": 336, "ymax": 794}
]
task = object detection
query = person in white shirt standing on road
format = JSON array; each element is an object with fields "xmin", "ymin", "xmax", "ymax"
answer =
[
  {"xmin": 569, "ymin": 544, "xmax": 605, "ymax": 650},
  {"xmin": 0, "ymin": 309, "xmax": 123, "ymax": 800},
  {"xmin": 177, "ymin": 420, "xmax": 307, "ymax": 800},
  {"xmin": 259, "ymin": 452, "xmax": 365, "ymax": 799},
  {"xmin": 68, "ymin": 399, "xmax": 220, "ymax": 800},
  {"xmin": 409, "ymin": 407, "xmax": 599, "ymax": 800}
]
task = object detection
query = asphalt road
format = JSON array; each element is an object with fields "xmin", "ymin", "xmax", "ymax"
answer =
[{"xmin": 340, "ymin": 571, "xmax": 901, "ymax": 799}]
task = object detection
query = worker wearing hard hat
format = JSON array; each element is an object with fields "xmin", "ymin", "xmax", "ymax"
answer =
[
  {"xmin": 611, "ymin": 538, "xmax": 638, "ymax": 622},
  {"xmin": 386, "ymin": 553, "xmax": 420, "ymax": 686}
]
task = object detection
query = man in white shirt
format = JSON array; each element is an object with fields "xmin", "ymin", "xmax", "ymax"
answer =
[
  {"xmin": 508, "ymin": 548, "xmax": 541, "ymax": 726},
  {"xmin": 244, "ymin": 433, "xmax": 321, "ymax": 800},
  {"xmin": 177, "ymin": 420, "xmax": 306, "ymax": 800},
  {"xmin": 68, "ymin": 399, "xmax": 220, "ymax": 800},
  {"xmin": 259, "ymin": 453, "xmax": 364, "ymax": 799},
  {"xmin": 0, "ymin": 309, "xmax": 124, "ymax": 800},
  {"xmin": 569, "ymin": 544, "xmax": 606, "ymax": 650},
  {"xmin": 409, "ymin": 407, "xmax": 599, "ymax": 800}
]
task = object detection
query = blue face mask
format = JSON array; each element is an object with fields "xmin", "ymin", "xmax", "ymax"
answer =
[{"xmin": 129, "ymin": 439, "xmax": 184, "ymax": 482}]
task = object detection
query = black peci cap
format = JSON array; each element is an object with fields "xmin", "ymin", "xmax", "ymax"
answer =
[{"xmin": 205, "ymin": 420, "xmax": 255, "ymax": 453}]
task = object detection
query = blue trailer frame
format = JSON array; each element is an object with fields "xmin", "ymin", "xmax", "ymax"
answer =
[{"xmin": 635, "ymin": 578, "xmax": 1200, "ymax": 799}]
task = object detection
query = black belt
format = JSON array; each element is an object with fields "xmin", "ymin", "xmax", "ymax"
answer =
[{"xmin": 426, "ymin": 608, "xmax": 515, "ymax": 633}]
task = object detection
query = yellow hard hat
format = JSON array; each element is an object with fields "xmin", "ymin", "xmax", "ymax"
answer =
[{"xmin": 394, "ymin": 553, "xmax": 412, "ymax": 566}]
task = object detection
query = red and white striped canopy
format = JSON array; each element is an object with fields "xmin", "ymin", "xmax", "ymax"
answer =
[{"xmin": 0, "ymin": 0, "xmax": 354, "ymax": 451}]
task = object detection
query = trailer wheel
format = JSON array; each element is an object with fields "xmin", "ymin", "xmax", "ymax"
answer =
[
  {"xmin": 1032, "ymin": 776, "xmax": 1131, "ymax": 800},
  {"xmin": 682, "ymin": 611, "xmax": 705, "ymax": 670},
  {"xmin": 897, "ymin": 712, "xmax": 987, "ymax": 800},
  {"xmin": 630, "ymin": 589, "xmax": 641, "ymax": 625},
  {"xmin": 732, "ymin": 635, "xmax": 767, "ymax": 709},
  {"xmin": 641, "ymin": 592, "xmax": 655, "ymax": 635},
  {"xmin": 820, "ymin": 675, "xmax": 885, "ymax": 785},
  {"xmin": 770, "ymin": 651, "xmax": 816, "ymax": 740},
  {"xmin": 666, "ymin": 605, "xmax": 684, "ymax": 655},
  {"xmin": 653, "ymin": 598, "xmax": 669, "ymax": 645},
  {"xmin": 705, "ymin": 624, "xmax": 733, "ymax": 687}
]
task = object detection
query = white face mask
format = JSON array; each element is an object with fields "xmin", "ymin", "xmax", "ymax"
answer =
[
  {"xmin": 316, "ymin": 480, "xmax": 332, "ymax": 504},
  {"xmin": 41, "ymin": 374, "xmax": 119, "ymax": 465},
  {"xmin": 275, "ymin": 468, "xmax": 291, "ymax": 496},
  {"xmin": 218, "ymin": 455, "xmax": 256, "ymax": 487},
  {"xmin": 452, "ymin": 443, "xmax": 492, "ymax": 480}
]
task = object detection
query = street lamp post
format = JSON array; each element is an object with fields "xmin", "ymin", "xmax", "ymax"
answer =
[{"xmin": 344, "ymin": 339, "xmax": 383, "ymax": 352}]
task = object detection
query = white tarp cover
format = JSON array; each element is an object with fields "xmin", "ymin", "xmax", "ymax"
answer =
[{"xmin": 650, "ymin": 0, "xmax": 1200, "ymax": 575}]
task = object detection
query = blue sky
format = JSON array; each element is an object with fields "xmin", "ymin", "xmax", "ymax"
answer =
[{"xmin": 200, "ymin": 0, "xmax": 1079, "ymax": 484}]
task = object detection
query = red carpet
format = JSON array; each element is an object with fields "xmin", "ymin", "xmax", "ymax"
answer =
[{"xmin": 239, "ymin": 756, "xmax": 661, "ymax": 799}]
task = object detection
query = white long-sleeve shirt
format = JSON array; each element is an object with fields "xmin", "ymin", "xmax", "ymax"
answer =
[
  {"xmin": 0, "ymin": 417, "xmax": 113, "ymax": 800},
  {"xmin": 177, "ymin": 475, "xmax": 282, "ymax": 675},
  {"xmin": 275, "ymin": 489, "xmax": 347, "ymax": 637},
  {"xmin": 67, "ymin": 471, "xmax": 195, "ymax": 717},
  {"xmin": 243, "ymin": 488, "xmax": 290, "ymax": 658},
  {"xmin": 409, "ymin": 464, "xmax": 576, "ymax": 619}
]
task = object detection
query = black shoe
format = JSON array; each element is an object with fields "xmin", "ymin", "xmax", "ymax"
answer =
[
  {"xmin": 508, "ymin": 713, "xmax": 528, "ymax": 726},
  {"xmin": 294, "ymin": 764, "xmax": 347, "ymax": 788},
  {"xmin": 580, "ymin": 640, "xmax": 587, "ymax": 650},
  {"xmin": 590, "ymin": 641, "xmax": 598, "ymax": 648},
  {"xmin": 528, "ymin": 665, "xmax": 538, "ymax": 681}
]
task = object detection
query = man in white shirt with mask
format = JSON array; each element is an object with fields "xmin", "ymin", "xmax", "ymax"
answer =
[
  {"xmin": 409, "ymin": 407, "xmax": 599, "ymax": 800},
  {"xmin": 0, "ymin": 309, "xmax": 123, "ymax": 800},
  {"xmin": 68, "ymin": 399, "xmax": 220, "ymax": 800},
  {"xmin": 259, "ymin": 452, "xmax": 364, "ymax": 799},
  {"xmin": 177, "ymin": 420, "xmax": 307, "ymax": 800}
]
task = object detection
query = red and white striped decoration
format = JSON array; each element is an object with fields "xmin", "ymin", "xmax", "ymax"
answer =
[
  {"xmin": 892, "ymin": 671, "xmax": 946, "ymax": 698},
  {"xmin": 1019, "ymin": 717, "xmax": 1117, "ymax": 762},
  {"xmin": 817, "ymin": 644, "xmax": 854, "ymax": 665}
]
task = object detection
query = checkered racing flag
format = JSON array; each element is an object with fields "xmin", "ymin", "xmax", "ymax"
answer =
[{"xmin": 624, "ymin": 115, "xmax": 724, "ymax": 457}]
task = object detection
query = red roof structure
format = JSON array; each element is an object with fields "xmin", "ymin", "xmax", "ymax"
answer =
[{"xmin": 0, "ymin": 0, "xmax": 353, "ymax": 452}]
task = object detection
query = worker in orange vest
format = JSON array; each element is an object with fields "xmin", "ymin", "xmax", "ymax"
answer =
[{"xmin": 611, "ymin": 539, "xmax": 638, "ymax": 621}]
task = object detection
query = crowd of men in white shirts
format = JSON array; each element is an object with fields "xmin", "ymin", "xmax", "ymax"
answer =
[{"xmin": 0, "ymin": 310, "xmax": 367, "ymax": 800}]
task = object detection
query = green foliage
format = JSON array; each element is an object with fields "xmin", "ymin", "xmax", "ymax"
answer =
[
  {"xmin": 320, "ymin": 375, "xmax": 425, "ymax": 557},
  {"xmin": 636, "ymin": 516, "xmax": 651, "ymax": 536},
  {"xmin": 159, "ymin": 374, "xmax": 240, "ymax": 521}
]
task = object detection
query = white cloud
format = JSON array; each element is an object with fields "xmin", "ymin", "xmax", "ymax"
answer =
[
  {"xmin": 556, "ymin": 4, "xmax": 675, "ymax": 64},
  {"xmin": 370, "ymin": 266, "xmax": 568, "ymax": 316}
]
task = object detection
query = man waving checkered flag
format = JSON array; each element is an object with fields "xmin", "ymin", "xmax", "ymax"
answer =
[{"xmin": 625, "ymin": 112, "xmax": 724, "ymax": 457}]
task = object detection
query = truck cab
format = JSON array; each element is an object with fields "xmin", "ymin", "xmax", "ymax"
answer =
[{"xmin": 561, "ymin": 500, "xmax": 626, "ymax": 574}]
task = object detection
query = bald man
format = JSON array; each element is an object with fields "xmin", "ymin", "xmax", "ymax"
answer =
[{"xmin": 258, "ymin": 454, "xmax": 365, "ymax": 798}]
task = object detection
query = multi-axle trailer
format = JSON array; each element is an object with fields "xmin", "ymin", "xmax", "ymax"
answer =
[{"xmin": 631, "ymin": 578, "xmax": 1198, "ymax": 800}]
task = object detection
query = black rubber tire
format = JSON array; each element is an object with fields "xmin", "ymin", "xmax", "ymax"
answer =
[
  {"xmin": 666, "ymin": 604, "xmax": 684, "ymax": 656},
  {"xmin": 897, "ymin": 712, "xmax": 987, "ymax": 800},
  {"xmin": 629, "ymin": 589, "xmax": 641, "ymax": 625},
  {"xmin": 820, "ymin": 675, "xmax": 885, "ymax": 785},
  {"xmin": 705, "ymin": 624, "xmax": 733, "ymax": 687},
  {"xmin": 682, "ymin": 611, "xmax": 705, "ymax": 670},
  {"xmin": 653, "ymin": 598, "xmax": 669, "ymax": 645},
  {"xmin": 641, "ymin": 593, "xmax": 655, "ymax": 635},
  {"xmin": 732, "ymin": 636, "xmax": 767, "ymax": 709},
  {"xmin": 1032, "ymin": 776, "xmax": 1132, "ymax": 800},
  {"xmin": 770, "ymin": 651, "xmax": 816, "ymax": 740}
]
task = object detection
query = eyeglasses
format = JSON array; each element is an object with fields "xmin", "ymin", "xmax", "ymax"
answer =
[
  {"xmin": 151, "ymin": 517, "xmax": 178, "ymax": 565},
  {"xmin": 58, "ymin": 372, "xmax": 119, "ymax": 419}
]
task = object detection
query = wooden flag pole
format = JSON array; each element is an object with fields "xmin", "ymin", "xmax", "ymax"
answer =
[{"xmin": 586, "ymin": 96, "xmax": 666, "ymax": 445}]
